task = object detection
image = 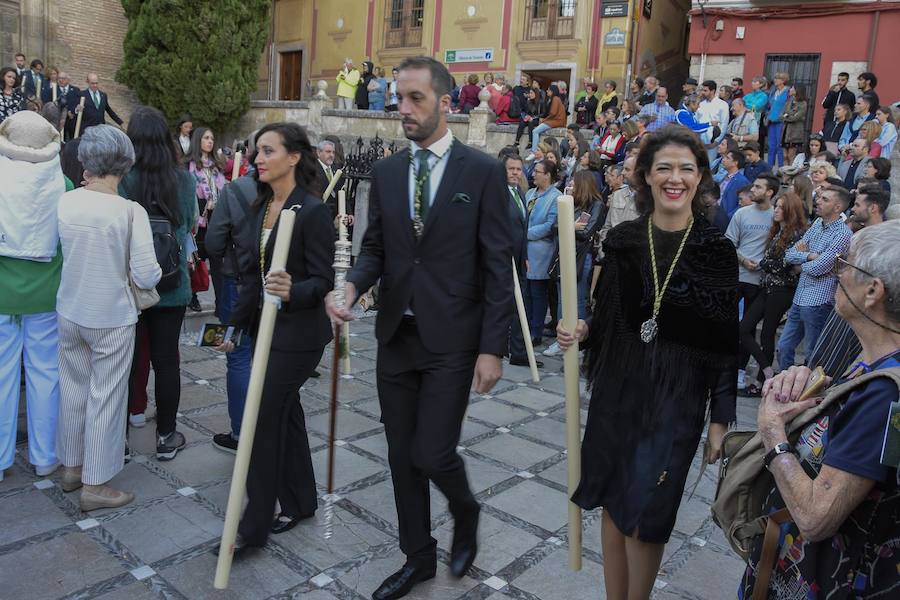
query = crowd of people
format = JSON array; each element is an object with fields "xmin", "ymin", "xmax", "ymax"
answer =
[{"xmin": 1, "ymin": 48, "xmax": 899, "ymax": 600}]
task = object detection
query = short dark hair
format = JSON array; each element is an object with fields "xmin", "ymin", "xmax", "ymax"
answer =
[
  {"xmin": 702, "ymin": 79, "xmax": 717, "ymax": 91},
  {"xmin": 857, "ymin": 184, "xmax": 890, "ymax": 215},
  {"xmin": 743, "ymin": 140, "xmax": 761, "ymax": 154},
  {"xmin": 398, "ymin": 56, "xmax": 453, "ymax": 97},
  {"xmin": 633, "ymin": 77, "xmax": 644, "ymax": 89},
  {"xmin": 624, "ymin": 141, "xmax": 640, "ymax": 154},
  {"xmin": 14, "ymin": 52, "xmax": 25, "ymax": 59},
  {"xmin": 30, "ymin": 59, "xmax": 43, "ymax": 69},
  {"xmin": 829, "ymin": 185, "xmax": 852, "ymax": 211},
  {"xmin": 732, "ymin": 77, "xmax": 743, "ymax": 86},
  {"xmin": 756, "ymin": 174, "xmax": 780, "ymax": 198},
  {"xmin": 726, "ymin": 150, "xmax": 746, "ymax": 168},
  {"xmin": 633, "ymin": 125, "xmax": 712, "ymax": 215},
  {"xmin": 535, "ymin": 159, "xmax": 559, "ymax": 181},
  {"xmin": 838, "ymin": 71, "xmax": 850, "ymax": 79},
  {"xmin": 736, "ymin": 184, "xmax": 753, "ymax": 198},
  {"xmin": 586, "ymin": 82, "xmax": 598, "ymax": 93},
  {"xmin": 858, "ymin": 71, "xmax": 878, "ymax": 88},
  {"xmin": 606, "ymin": 80, "xmax": 617, "ymax": 90},
  {"xmin": 869, "ymin": 156, "xmax": 892, "ymax": 179},
  {"xmin": 501, "ymin": 152, "xmax": 523, "ymax": 168},
  {"xmin": 567, "ymin": 123, "xmax": 581, "ymax": 133},
  {"xmin": 825, "ymin": 176, "xmax": 847, "ymax": 189}
]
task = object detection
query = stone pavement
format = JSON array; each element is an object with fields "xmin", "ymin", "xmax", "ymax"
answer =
[{"xmin": 3, "ymin": 309, "xmax": 756, "ymax": 600}]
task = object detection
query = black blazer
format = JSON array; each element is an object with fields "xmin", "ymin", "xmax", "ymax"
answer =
[
  {"xmin": 22, "ymin": 71, "xmax": 43, "ymax": 99},
  {"xmin": 78, "ymin": 89, "xmax": 123, "ymax": 129},
  {"xmin": 231, "ymin": 186, "xmax": 336, "ymax": 352},
  {"xmin": 508, "ymin": 186, "xmax": 528, "ymax": 276},
  {"xmin": 347, "ymin": 140, "xmax": 513, "ymax": 355}
]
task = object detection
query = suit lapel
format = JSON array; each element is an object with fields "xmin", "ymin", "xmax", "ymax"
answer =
[
  {"xmin": 391, "ymin": 149, "xmax": 416, "ymax": 248},
  {"xmin": 421, "ymin": 143, "xmax": 464, "ymax": 238}
]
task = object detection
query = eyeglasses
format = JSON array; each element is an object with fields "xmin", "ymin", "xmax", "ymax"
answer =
[{"xmin": 833, "ymin": 254, "xmax": 877, "ymax": 279}]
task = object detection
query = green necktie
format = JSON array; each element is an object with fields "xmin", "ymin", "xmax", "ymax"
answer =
[
  {"xmin": 414, "ymin": 149, "xmax": 432, "ymax": 221},
  {"xmin": 93, "ymin": 91, "xmax": 100, "ymax": 108},
  {"xmin": 511, "ymin": 187, "xmax": 525, "ymax": 218}
]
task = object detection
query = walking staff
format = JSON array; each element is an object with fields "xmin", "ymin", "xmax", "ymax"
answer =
[{"xmin": 326, "ymin": 56, "xmax": 512, "ymax": 600}]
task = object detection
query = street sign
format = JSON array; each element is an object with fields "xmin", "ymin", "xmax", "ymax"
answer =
[
  {"xmin": 601, "ymin": 1, "xmax": 629, "ymax": 17},
  {"xmin": 604, "ymin": 27, "xmax": 626, "ymax": 46},
  {"xmin": 444, "ymin": 48, "xmax": 494, "ymax": 64}
]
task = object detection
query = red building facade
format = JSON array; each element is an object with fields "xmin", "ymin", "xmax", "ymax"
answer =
[{"xmin": 687, "ymin": 2, "xmax": 900, "ymax": 129}]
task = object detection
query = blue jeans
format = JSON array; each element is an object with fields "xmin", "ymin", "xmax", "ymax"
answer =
[
  {"xmin": 524, "ymin": 279, "xmax": 550, "ymax": 342},
  {"xmin": 767, "ymin": 121, "xmax": 784, "ymax": 167},
  {"xmin": 776, "ymin": 303, "xmax": 833, "ymax": 370},
  {"xmin": 219, "ymin": 276, "xmax": 251, "ymax": 436},
  {"xmin": 531, "ymin": 123, "xmax": 552, "ymax": 152}
]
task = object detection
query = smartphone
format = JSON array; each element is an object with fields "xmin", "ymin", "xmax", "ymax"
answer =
[
  {"xmin": 576, "ymin": 212, "xmax": 590, "ymax": 225},
  {"xmin": 797, "ymin": 366, "xmax": 827, "ymax": 402}
]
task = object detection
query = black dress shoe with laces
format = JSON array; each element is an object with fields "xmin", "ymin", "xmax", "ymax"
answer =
[{"xmin": 371, "ymin": 564, "xmax": 436, "ymax": 600}]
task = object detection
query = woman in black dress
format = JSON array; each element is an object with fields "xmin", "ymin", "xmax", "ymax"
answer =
[
  {"xmin": 223, "ymin": 122, "xmax": 335, "ymax": 553},
  {"xmin": 557, "ymin": 125, "xmax": 738, "ymax": 599}
]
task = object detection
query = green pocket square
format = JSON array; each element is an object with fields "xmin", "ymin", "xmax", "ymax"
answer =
[{"xmin": 452, "ymin": 193, "xmax": 471, "ymax": 203}]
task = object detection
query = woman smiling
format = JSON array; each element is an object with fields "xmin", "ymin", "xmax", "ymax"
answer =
[{"xmin": 557, "ymin": 125, "xmax": 739, "ymax": 599}]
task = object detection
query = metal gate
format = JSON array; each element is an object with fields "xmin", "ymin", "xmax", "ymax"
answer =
[{"xmin": 764, "ymin": 53, "xmax": 821, "ymax": 139}]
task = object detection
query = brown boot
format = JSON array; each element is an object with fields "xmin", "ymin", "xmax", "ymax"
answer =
[{"xmin": 80, "ymin": 484, "xmax": 135, "ymax": 512}]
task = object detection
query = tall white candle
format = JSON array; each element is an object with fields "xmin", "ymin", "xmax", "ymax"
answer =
[{"xmin": 338, "ymin": 189, "xmax": 347, "ymax": 239}]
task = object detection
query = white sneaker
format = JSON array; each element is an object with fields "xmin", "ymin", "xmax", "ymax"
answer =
[
  {"xmin": 129, "ymin": 413, "xmax": 146, "ymax": 428},
  {"xmin": 737, "ymin": 369, "xmax": 746, "ymax": 390},
  {"xmin": 35, "ymin": 462, "xmax": 59, "ymax": 477},
  {"xmin": 543, "ymin": 341, "xmax": 562, "ymax": 357}
]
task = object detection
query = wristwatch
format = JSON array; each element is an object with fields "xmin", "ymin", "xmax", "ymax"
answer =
[{"xmin": 763, "ymin": 442, "xmax": 797, "ymax": 470}]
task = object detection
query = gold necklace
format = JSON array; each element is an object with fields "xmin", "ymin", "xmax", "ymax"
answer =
[{"xmin": 640, "ymin": 214, "xmax": 694, "ymax": 343}]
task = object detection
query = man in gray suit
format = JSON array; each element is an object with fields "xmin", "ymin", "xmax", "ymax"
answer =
[{"xmin": 837, "ymin": 137, "xmax": 871, "ymax": 190}]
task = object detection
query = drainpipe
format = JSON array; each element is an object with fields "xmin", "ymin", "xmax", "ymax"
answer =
[{"xmin": 867, "ymin": 8, "xmax": 880, "ymax": 70}]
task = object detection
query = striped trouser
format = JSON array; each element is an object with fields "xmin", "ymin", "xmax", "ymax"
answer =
[{"xmin": 57, "ymin": 316, "xmax": 135, "ymax": 486}]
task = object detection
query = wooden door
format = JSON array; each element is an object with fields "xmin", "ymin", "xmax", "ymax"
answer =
[{"xmin": 279, "ymin": 51, "xmax": 303, "ymax": 101}]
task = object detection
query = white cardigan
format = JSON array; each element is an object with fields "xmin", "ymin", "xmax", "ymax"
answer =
[{"xmin": 57, "ymin": 188, "xmax": 161, "ymax": 328}]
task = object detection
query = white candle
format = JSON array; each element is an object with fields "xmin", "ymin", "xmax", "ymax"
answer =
[
  {"xmin": 338, "ymin": 189, "xmax": 347, "ymax": 240},
  {"xmin": 231, "ymin": 150, "xmax": 242, "ymax": 180}
]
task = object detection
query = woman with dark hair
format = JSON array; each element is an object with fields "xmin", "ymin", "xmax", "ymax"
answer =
[
  {"xmin": 60, "ymin": 138, "xmax": 84, "ymax": 188},
  {"xmin": 782, "ymin": 84, "xmax": 809, "ymax": 167},
  {"xmin": 557, "ymin": 125, "xmax": 738, "ymax": 599},
  {"xmin": 458, "ymin": 73, "xmax": 481, "ymax": 114},
  {"xmin": 221, "ymin": 122, "xmax": 334, "ymax": 554},
  {"xmin": 863, "ymin": 156, "xmax": 892, "ymax": 193},
  {"xmin": 599, "ymin": 80, "xmax": 618, "ymax": 112},
  {"xmin": 738, "ymin": 192, "xmax": 808, "ymax": 394},
  {"xmin": 174, "ymin": 115, "xmax": 192, "ymax": 164},
  {"xmin": 355, "ymin": 61, "xmax": 374, "ymax": 111},
  {"xmin": 515, "ymin": 87, "xmax": 544, "ymax": 151},
  {"xmin": 527, "ymin": 84, "xmax": 566, "ymax": 159},
  {"xmin": 120, "ymin": 106, "xmax": 197, "ymax": 454},
  {"xmin": 0, "ymin": 67, "xmax": 25, "ymax": 123},
  {"xmin": 188, "ymin": 126, "xmax": 225, "ymax": 312}
]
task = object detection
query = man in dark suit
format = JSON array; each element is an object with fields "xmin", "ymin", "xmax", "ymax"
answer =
[
  {"xmin": 327, "ymin": 56, "xmax": 512, "ymax": 600},
  {"xmin": 55, "ymin": 72, "xmax": 82, "ymax": 141},
  {"xmin": 502, "ymin": 152, "xmax": 543, "ymax": 368},
  {"xmin": 13, "ymin": 53, "xmax": 27, "ymax": 86},
  {"xmin": 21, "ymin": 59, "xmax": 44, "ymax": 99},
  {"xmin": 75, "ymin": 73, "xmax": 124, "ymax": 131},
  {"xmin": 315, "ymin": 138, "xmax": 339, "ymax": 217}
]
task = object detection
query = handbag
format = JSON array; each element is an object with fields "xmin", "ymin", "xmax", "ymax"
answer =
[
  {"xmin": 126, "ymin": 202, "xmax": 160, "ymax": 311},
  {"xmin": 190, "ymin": 250, "xmax": 210, "ymax": 293}
]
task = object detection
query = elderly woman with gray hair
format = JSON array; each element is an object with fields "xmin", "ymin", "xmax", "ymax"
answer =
[
  {"xmin": 741, "ymin": 220, "xmax": 900, "ymax": 598},
  {"xmin": 56, "ymin": 125, "xmax": 161, "ymax": 511}
]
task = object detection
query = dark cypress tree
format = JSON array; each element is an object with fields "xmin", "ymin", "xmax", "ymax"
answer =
[{"xmin": 117, "ymin": 0, "xmax": 269, "ymax": 132}]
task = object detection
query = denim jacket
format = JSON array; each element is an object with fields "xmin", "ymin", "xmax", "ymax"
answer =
[{"xmin": 525, "ymin": 185, "xmax": 561, "ymax": 279}]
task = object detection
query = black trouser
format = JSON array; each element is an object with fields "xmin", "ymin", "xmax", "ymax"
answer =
[
  {"xmin": 128, "ymin": 304, "xmax": 187, "ymax": 436},
  {"xmin": 547, "ymin": 275, "xmax": 559, "ymax": 331},
  {"xmin": 239, "ymin": 347, "xmax": 322, "ymax": 546},
  {"xmin": 509, "ymin": 276, "xmax": 527, "ymax": 361},
  {"xmin": 377, "ymin": 318, "xmax": 479, "ymax": 569},
  {"xmin": 515, "ymin": 119, "xmax": 538, "ymax": 145},
  {"xmin": 736, "ymin": 282, "xmax": 762, "ymax": 368},
  {"xmin": 739, "ymin": 287, "xmax": 794, "ymax": 382}
]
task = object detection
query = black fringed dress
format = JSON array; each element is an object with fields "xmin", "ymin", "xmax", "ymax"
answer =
[{"xmin": 572, "ymin": 214, "xmax": 739, "ymax": 544}]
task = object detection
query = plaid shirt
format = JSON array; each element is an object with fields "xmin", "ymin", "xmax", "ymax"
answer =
[
  {"xmin": 785, "ymin": 217, "xmax": 852, "ymax": 307},
  {"xmin": 639, "ymin": 101, "xmax": 676, "ymax": 131}
]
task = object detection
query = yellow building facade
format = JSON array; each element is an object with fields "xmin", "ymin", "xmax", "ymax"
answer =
[{"xmin": 257, "ymin": 0, "xmax": 691, "ymax": 109}]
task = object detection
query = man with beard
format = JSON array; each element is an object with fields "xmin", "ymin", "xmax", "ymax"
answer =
[{"xmin": 326, "ymin": 56, "xmax": 512, "ymax": 600}]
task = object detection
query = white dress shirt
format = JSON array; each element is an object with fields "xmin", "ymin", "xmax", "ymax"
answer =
[
  {"xmin": 697, "ymin": 96, "xmax": 730, "ymax": 141},
  {"xmin": 57, "ymin": 188, "xmax": 161, "ymax": 328}
]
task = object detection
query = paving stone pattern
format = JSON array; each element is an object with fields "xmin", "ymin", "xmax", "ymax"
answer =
[{"xmin": 5, "ymin": 312, "xmax": 754, "ymax": 599}]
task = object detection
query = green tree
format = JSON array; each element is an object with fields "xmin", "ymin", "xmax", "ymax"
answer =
[{"xmin": 117, "ymin": 0, "xmax": 269, "ymax": 133}]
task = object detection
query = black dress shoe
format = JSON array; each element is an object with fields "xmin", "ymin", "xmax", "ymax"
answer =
[
  {"xmin": 531, "ymin": 338, "xmax": 542, "ymax": 348},
  {"xmin": 449, "ymin": 507, "xmax": 480, "ymax": 578},
  {"xmin": 509, "ymin": 357, "xmax": 544, "ymax": 368},
  {"xmin": 309, "ymin": 369, "xmax": 321, "ymax": 378},
  {"xmin": 213, "ymin": 534, "xmax": 254, "ymax": 558},
  {"xmin": 371, "ymin": 564, "xmax": 436, "ymax": 600},
  {"xmin": 270, "ymin": 512, "xmax": 314, "ymax": 534}
]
